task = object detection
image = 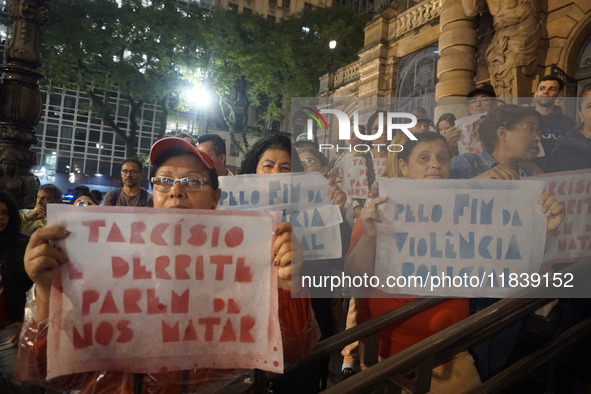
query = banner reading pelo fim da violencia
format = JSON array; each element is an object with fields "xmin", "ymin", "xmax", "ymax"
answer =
[{"xmin": 375, "ymin": 179, "xmax": 547, "ymax": 298}]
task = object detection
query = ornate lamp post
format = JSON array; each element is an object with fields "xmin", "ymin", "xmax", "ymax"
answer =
[
  {"xmin": 0, "ymin": 0, "xmax": 50, "ymax": 208},
  {"xmin": 328, "ymin": 39, "xmax": 337, "ymax": 91}
]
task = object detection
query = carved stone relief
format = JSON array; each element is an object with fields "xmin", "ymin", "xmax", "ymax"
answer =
[{"xmin": 463, "ymin": 0, "xmax": 541, "ymax": 97}]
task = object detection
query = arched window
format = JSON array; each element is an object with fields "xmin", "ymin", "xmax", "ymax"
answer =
[
  {"xmin": 575, "ymin": 35, "xmax": 591, "ymax": 92},
  {"xmin": 396, "ymin": 44, "xmax": 439, "ymax": 116}
]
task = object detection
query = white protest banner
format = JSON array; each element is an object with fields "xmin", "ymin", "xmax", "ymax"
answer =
[
  {"xmin": 373, "ymin": 157, "xmax": 387, "ymax": 178},
  {"xmin": 375, "ymin": 178, "xmax": 547, "ymax": 297},
  {"xmin": 456, "ymin": 113, "xmax": 485, "ymax": 155},
  {"xmin": 530, "ymin": 169, "xmax": 591, "ymax": 265},
  {"xmin": 342, "ymin": 154, "xmax": 370, "ymax": 199},
  {"xmin": 218, "ymin": 173, "xmax": 343, "ymax": 260},
  {"xmin": 46, "ymin": 205, "xmax": 283, "ymax": 379}
]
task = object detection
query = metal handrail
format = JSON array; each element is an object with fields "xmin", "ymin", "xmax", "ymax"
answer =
[
  {"xmin": 470, "ymin": 316, "xmax": 591, "ymax": 393},
  {"xmin": 317, "ymin": 259, "xmax": 591, "ymax": 392},
  {"xmin": 276, "ymin": 259, "xmax": 591, "ymax": 393},
  {"xmin": 285, "ymin": 297, "xmax": 447, "ymax": 373},
  {"xmin": 322, "ymin": 297, "xmax": 552, "ymax": 393}
]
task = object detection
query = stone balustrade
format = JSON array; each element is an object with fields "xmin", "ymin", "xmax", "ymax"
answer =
[
  {"xmin": 333, "ymin": 60, "xmax": 361, "ymax": 87},
  {"xmin": 321, "ymin": 0, "xmax": 442, "ymax": 95},
  {"xmin": 395, "ymin": 0, "xmax": 442, "ymax": 37}
]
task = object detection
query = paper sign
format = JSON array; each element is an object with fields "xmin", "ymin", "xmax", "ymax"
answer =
[
  {"xmin": 373, "ymin": 157, "xmax": 387, "ymax": 177},
  {"xmin": 46, "ymin": 205, "xmax": 283, "ymax": 379},
  {"xmin": 530, "ymin": 170, "xmax": 591, "ymax": 265},
  {"xmin": 456, "ymin": 113, "xmax": 485, "ymax": 155},
  {"xmin": 375, "ymin": 178, "xmax": 547, "ymax": 297},
  {"xmin": 218, "ymin": 173, "xmax": 343, "ymax": 260},
  {"xmin": 342, "ymin": 154, "xmax": 369, "ymax": 199}
]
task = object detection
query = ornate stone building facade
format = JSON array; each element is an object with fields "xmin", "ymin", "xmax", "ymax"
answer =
[{"xmin": 320, "ymin": 0, "xmax": 591, "ymax": 119}]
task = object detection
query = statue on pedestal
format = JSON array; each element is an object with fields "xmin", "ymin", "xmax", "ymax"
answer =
[{"xmin": 462, "ymin": 0, "xmax": 542, "ymax": 97}]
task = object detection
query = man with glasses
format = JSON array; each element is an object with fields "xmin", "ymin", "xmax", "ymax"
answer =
[
  {"xmin": 467, "ymin": 82, "xmax": 498, "ymax": 115},
  {"xmin": 448, "ymin": 82, "xmax": 499, "ymax": 157},
  {"xmin": 104, "ymin": 158, "xmax": 153, "ymax": 207}
]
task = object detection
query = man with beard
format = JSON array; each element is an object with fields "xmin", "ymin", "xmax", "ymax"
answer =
[
  {"xmin": 533, "ymin": 75, "xmax": 574, "ymax": 169},
  {"xmin": 104, "ymin": 158, "xmax": 153, "ymax": 207}
]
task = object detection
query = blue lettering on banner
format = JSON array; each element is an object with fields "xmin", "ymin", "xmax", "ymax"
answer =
[
  {"xmin": 452, "ymin": 194, "xmax": 494, "ymax": 225},
  {"xmin": 217, "ymin": 173, "xmax": 343, "ymax": 260},
  {"xmin": 299, "ymin": 232, "xmax": 325, "ymax": 251},
  {"xmin": 268, "ymin": 181, "xmax": 301, "ymax": 205},
  {"xmin": 219, "ymin": 180, "xmax": 327, "ymax": 208},
  {"xmin": 393, "ymin": 231, "xmax": 521, "ymax": 260}
]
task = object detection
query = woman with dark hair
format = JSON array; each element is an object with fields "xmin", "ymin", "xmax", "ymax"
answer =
[
  {"xmin": 450, "ymin": 105, "xmax": 542, "ymax": 179},
  {"xmin": 346, "ymin": 132, "xmax": 480, "ymax": 390},
  {"xmin": 240, "ymin": 134, "xmax": 346, "ymax": 390},
  {"xmin": 239, "ymin": 133, "xmax": 345, "ymax": 218},
  {"xmin": 436, "ymin": 113, "xmax": 457, "ymax": 134},
  {"xmin": 0, "ymin": 192, "xmax": 35, "ymax": 392},
  {"xmin": 346, "ymin": 131, "xmax": 564, "ymax": 386},
  {"xmin": 298, "ymin": 148, "xmax": 329, "ymax": 176},
  {"xmin": 437, "ymin": 112, "xmax": 460, "ymax": 157},
  {"xmin": 239, "ymin": 134, "xmax": 303, "ymax": 174},
  {"xmin": 449, "ymin": 104, "xmax": 564, "ymax": 379},
  {"xmin": 545, "ymin": 82, "xmax": 591, "ymax": 172}
]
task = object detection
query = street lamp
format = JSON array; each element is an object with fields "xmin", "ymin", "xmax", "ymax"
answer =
[
  {"xmin": 183, "ymin": 82, "xmax": 213, "ymax": 136},
  {"xmin": 328, "ymin": 40, "xmax": 337, "ymax": 91},
  {"xmin": 95, "ymin": 143, "xmax": 104, "ymax": 176},
  {"xmin": 186, "ymin": 84, "xmax": 213, "ymax": 110}
]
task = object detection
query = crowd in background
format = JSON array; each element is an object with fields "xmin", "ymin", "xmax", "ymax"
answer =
[{"xmin": 0, "ymin": 78, "xmax": 590, "ymax": 393}]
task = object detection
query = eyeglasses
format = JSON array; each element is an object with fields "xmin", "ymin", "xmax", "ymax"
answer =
[
  {"xmin": 121, "ymin": 169, "xmax": 140, "ymax": 175},
  {"xmin": 151, "ymin": 176, "xmax": 211, "ymax": 192},
  {"xmin": 301, "ymin": 158, "xmax": 316, "ymax": 167}
]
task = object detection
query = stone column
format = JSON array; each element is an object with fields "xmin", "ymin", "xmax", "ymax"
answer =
[
  {"xmin": 358, "ymin": 8, "xmax": 398, "ymax": 99},
  {"xmin": 434, "ymin": 0, "xmax": 478, "ymax": 120},
  {"xmin": 0, "ymin": 0, "xmax": 50, "ymax": 208}
]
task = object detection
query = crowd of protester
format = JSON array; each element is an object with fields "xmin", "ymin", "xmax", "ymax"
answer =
[
  {"xmin": 0, "ymin": 79, "xmax": 590, "ymax": 393},
  {"xmin": 286, "ymin": 78, "xmax": 589, "ymax": 391}
]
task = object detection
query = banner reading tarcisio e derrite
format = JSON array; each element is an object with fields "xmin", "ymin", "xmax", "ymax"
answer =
[
  {"xmin": 46, "ymin": 205, "xmax": 283, "ymax": 379},
  {"xmin": 375, "ymin": 179, "xmax": 547, "ymax": 297},
  {"xmin": 218, "ymin": 173, "xmax": 343, "ymax": 260},
  {"xmin": 529, "ymin": 169, "xmax": 591, "ymax": 265}
]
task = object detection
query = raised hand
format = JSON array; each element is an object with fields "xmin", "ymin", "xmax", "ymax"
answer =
[
  {"xmin": 24, "ymin": 226, "xmax": 71, "ymax": 320},
  {"xmin": 273, "ymin": 222, "xmax": 303, "ymax": 291}
]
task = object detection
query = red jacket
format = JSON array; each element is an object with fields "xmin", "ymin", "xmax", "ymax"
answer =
[
  {"xmin": 349, "ymin": 217, "xmax": 469, "ymax": 358},
  {"xmin": 16, "ymin": 288, "xmax": 319, "ymax": 393}
]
